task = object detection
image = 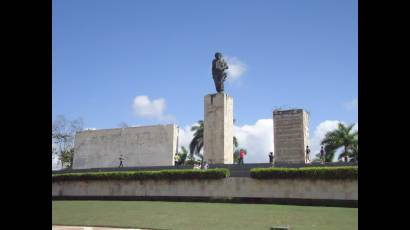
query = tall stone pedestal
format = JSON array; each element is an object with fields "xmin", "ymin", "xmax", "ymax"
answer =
[
  {"xmin": 273, "ymin": 109, "xmax": 309, "ymax": 164},
  {"xmin": 203, "ymin": 93, "xmax": 233, "ymax": 164}
]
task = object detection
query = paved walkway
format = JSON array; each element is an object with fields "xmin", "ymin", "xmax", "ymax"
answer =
[{"xmin": 52, "ymin": 226, "xmax": 146, "ymax": 230}]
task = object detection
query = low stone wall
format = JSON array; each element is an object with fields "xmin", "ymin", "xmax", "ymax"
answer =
[{"xmin": 52, "ymin": 177, "xmax": 357, "ymax": 204}]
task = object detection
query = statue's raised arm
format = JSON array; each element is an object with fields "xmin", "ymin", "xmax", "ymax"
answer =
[{"xmin": 212, "ymin": 52, "xmax": 229, "ymax": 93}]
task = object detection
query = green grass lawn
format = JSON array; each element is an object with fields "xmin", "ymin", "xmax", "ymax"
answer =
[{"xmin": 52, "ymin": 201, "xmax": 357, "ymax": 230}]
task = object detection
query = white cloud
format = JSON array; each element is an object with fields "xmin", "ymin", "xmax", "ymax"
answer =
[
  {"xmin": 225, "ymin": 56, "xmax": 247, "ymax": 81},
  {"xmin": 309, "ymin": 120, "xmax": 341, "ymax": 156},
  {"xmin": 344, "ymin": 97, "xmax": 358, "ymax": 111},
  {"xmin": 234, "ymin": 119, "xmax": 274, "ymax": 163},
  {"xmin": 132, "ymin": 95, "xmax": 175, "ymax": 121},
  {"xmin": 177, "ymin": 123, "xmax": 196, "ymax": 152}
]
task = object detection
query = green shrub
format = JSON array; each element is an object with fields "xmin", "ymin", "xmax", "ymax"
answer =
[
  {"xmin": 52, "ymin": 168, "xmax": 230, "ymax": 182},
  {"xmin": 250, "ymin": 166, "xmax": 357, "ymax": 180}
]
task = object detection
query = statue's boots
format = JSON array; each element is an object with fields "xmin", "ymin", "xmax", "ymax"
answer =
[{"xmin": 214, "ymin": 78, "xmax": 224, "ymax": 93}]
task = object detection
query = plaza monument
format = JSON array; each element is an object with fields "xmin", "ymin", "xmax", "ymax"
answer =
[
  {"xmin": 72, "ymin": 124, "xmax": 179, "ymax": 169},
  {"xmin": 203, "ymin": 52, "xmax": 234, "ymax": 164},
  {"xmin": 273, "ymin": 109, "xmax": 309, "ymax": 164},
  {"xmin": 70, "ymin": 52, "xmax": 311, "ymax": 169}
]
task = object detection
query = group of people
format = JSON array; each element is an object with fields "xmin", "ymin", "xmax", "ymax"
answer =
[
  {"xmin": 193, "ymin": 161, "xmax": 209, "ymax": 169},
  {"xmin": 267, "ymin": 145, "xmax": 326, "ymax": 165},
  {"xmin": 305, "ymin": 145, "xmax": 326, "ymax": 163},
  {"xmin": 118, "ymin": 145, "xmax": 327, "ymax": 169}
]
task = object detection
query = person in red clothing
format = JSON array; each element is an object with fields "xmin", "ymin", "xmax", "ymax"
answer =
[{"xmin": 239, "ymin": 149, "xmax": 247, "ymax": 165}]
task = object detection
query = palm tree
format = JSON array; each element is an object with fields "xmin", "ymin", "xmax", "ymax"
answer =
[
  {"xmin": 325, "ymin": 147, "xmax": 336, "ymax": 162},
  {"xmin": 233, "ymin": 136, "xmax": 238, "ymax": 149},
  {"xmin": 189, "ymin": 120, "xmax": 239, "ymax": 163},
  {"xmin": 321, "ymin": 123, "xmax": 358, "ymax": 163},
  {"xmin": 348, "ymin": 141, "xmax": 358, "ymax": 163},
  {"xmin": 189, "ymin": 120, "xmax": 204, "ymax": 161},
  {"xmin": 233, "ymin": 150, "xmax": 240, "ymax": 164}
]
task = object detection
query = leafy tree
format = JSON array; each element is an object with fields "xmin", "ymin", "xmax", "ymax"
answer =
[
  {"xmin": 185, "ymin": 153, "xmax": 200, "ymax": 166},
  {"xmin": 52, "ymin": 115, "xmax": 83, "ymax": 169},
  {"xmin": 321, "ymin": 123, "xmax": 358, "ymax": 163},
  {"xmin": 59, "ymin": 149, "xmax": 75, "ymax": 168},
  {"xmin": 175, "ymin": 146, "xmax": 188, "ymax": 166}
]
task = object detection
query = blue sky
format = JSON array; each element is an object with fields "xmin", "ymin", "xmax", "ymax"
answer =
[{"xmin": 52, "ymin": 0, "xmax": 357, "ymax": 162}]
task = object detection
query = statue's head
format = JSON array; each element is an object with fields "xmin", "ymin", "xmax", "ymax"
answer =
[{"xmin": 215, "ymin": 52, "xmax": 222, "ymax": 59}]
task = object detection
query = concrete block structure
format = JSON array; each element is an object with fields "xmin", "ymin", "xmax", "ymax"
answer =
[
  {"xmin": 203, "ymin": 93, "xmax": 234, "ymax": 164},
  {"xmin": 273, "ymin": 109, "xmax": 309, "ymax": 164},
  {"xmin": 72, "ymin": 124, "xmax": 179, "ymax": 169}
]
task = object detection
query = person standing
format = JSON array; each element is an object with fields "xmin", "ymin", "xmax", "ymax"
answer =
[
  {"xmin": 305, "ymin": 146, "xmax": 311, "ymax": 163},
  {"xmin": 269, "ymin": 152, "xmax": 274, "ymax": 165},
  {"xmin": 174, "ymin": 154, "xmax": 180, "ymax": 167},
  {"xmin": 239, "ymin": 149, "xmax": 246, "ymax": 165},
  {"xmin": 119, "ymin": 155, "xmax": 124, "ymax": 168},
  {"xmin": 320, "ymin": 146, "xmax": 326, "ymax": 164}
]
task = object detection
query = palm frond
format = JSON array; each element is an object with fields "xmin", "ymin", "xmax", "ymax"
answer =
[
  {"xmin": 233, "ymin": 136, "xmax": 238, "ymax": 149},
  {"xmin": 320, "ymin": 122, "xmax": 358, "ymax": 162}
]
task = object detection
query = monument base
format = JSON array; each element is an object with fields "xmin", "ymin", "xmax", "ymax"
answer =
[{"xmin": 203, "ymin": 93, "xmax": 233, "ymax": 164}]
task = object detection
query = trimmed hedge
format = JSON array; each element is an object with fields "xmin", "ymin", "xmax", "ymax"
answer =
[
  {"xmin": 250, "ymin": 166, "xmax": 357, "ymax": 180},
  {"xmin": 52, "ymin": 168, "xmax": 230, "ymax": 182}
]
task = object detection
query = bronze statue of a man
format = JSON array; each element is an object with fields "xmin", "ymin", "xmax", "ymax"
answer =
[{"xmin": 212, "ymin": 52, "xmax": 229, "ymax": 93}]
